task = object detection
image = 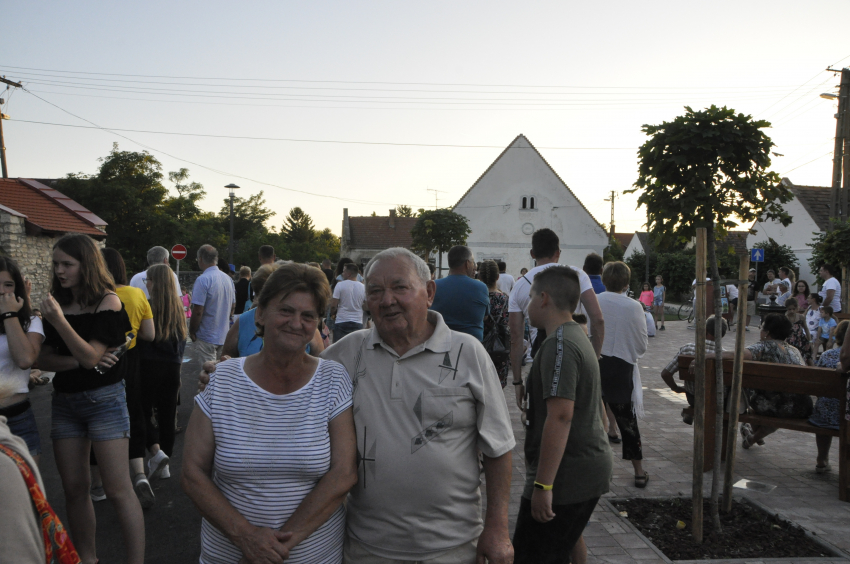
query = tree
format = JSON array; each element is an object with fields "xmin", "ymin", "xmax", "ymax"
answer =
[
  {"xmin": 281, "ymin": 207, "xmax": 317, "ymax": 262},
  {"xmin": 410, "ymin": 209, "xmax": 470, "ymax": 276},
  {"xmin": 395, "ymin": 205, "xmax": 417, "ymax": 218},
  {"xmin": 808, "ymin": 220, "xmax": 850, "ymax": 284},
  {"xmin": 628, "ymin": 106, "xmax": 792, "ymax": 532},
  {"xmin": 603, "ymin": 237, "xmax": 625, "ymax": 263},
  {"xmin": 751, "ymin": 239, "xmax": 800, "ymax": 287},
  {"xmin": 218, "ymin": 191, "xmax": 276, "ymax": 241}
]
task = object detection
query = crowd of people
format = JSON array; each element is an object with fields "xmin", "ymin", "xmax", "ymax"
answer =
[{"xmin": 0, "ymin": 228, "xmax": 848, "ymax": 564}]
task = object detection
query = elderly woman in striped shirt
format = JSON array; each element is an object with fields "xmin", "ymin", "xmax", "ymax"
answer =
[{"xmin": 182, "ymin": 263, "xmax": 357, "ymax": 564}]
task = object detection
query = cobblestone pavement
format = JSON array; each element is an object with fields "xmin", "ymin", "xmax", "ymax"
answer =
[
  {"xmin": 502, "ymin": 319, "xmax": 850, "ymax": 564},
  {"xmin": 30, "ymin": 320, "xmax": 850, "ymax": 562}
]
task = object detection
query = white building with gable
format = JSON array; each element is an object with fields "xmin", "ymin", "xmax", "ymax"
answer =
[{"xmin": 453, "ymin": 134, "xmax": 608, "ymax": 275}]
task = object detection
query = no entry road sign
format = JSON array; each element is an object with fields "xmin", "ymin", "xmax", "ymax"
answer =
[
  {"xmin": 171, "ymin": 244, "xmax": 187, "ymax": 261},
  {"xmin": 750, "ymin": 248, "xmax": 764, "ymax": 263}
]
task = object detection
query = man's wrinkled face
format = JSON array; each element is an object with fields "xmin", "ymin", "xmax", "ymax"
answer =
[{"xmin": 365, "ymin": 257, "xmax": 435, "ymax": 339}]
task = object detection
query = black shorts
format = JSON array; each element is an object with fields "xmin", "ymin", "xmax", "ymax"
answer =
[
  {"xmin": 729, "ymin": 298, "xmax": 739, "ymax": 307},
  {"xmin": 513, "ymin": 495, "xmax": 600, "ymax": 564}
]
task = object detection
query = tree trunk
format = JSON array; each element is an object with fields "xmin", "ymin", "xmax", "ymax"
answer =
[{"xmin": 706, "ymin": 224, "xmax": 724, "ymax": 533}]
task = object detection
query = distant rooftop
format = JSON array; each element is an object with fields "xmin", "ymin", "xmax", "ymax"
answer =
[
  {"xmin": 0, "ymin": 178, "xmax": 107, "ymax": 238},
  {"xmin": 347, "ymin": 214, "xmax": 418, "ymax": 249}
]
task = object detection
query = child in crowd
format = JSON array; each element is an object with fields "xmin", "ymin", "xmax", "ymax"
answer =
[
  {"xmin": 653, "ymin": 275, "xmax": 666, "ymax": 331},
  {"xmin": 816, "ymin": 306, "xmax": 837, "ymax": 357},
  {"xmin": 775, "ymin": 281, "xmax": 791, "ymax": 306},
  {"xmin": 512, "ymin": 266, "xmax": 612, "ymax": 564},
  {"xmin": 638, "ymin": 283, "xmax": 653, "ymax": 310},
  {"xmin": 805, "ymin": 293, "xmax": 822, "ymax": 338}
]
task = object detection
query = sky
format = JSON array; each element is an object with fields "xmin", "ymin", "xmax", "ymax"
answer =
[{"xmin": 2, "ymin": 1, "xmax": 848, "ymax": 238}]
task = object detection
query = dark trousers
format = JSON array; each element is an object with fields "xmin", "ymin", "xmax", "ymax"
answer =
[
  {"xmin": 333, "ymin": 321, "xmax": 363, "ymax": 343},
  {"xmin": 513, "ymin": 496, "xmax": 600, "ymax": 564},
  {"xmin": 140, "ymin": 359, "xmax": 182, "ymax": 457},
  {"xmin": 608, "ymin": 402, "xmax": 643, "ymax": 460}
]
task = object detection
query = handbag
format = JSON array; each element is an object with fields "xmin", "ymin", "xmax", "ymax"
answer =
[{"xmin": 483, "ymin": 312, "xmax": 509, "ymax": 355}]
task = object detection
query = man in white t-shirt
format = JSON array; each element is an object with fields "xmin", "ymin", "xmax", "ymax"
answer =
[
  {"xmin": 819, "ymin": 264, "xmax": 842, "ymax": 312},
  {"xmin": 778, "ymin": 267, "xmax": 794, "ymax": 301},
  {"xmin": 330, "ymin": 263, "xmax": 366, "ymax": 342},
  {"xmin": 129, "ymin": 246, "xmax": 182, "ymax": 299},
  {"xmin": 508, "ymin": 228, "xmax": 604, "ymax": 410},
  {"xmin": 496, "ymin": 261, "xmax": 514, "ymax": 294}
]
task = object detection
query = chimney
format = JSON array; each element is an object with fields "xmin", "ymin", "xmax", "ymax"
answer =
[
  {"xmin": 342, "ymin": 208, "xmax": 350, "ymax": 249},
  {"xmin": 389, "ymin": 208, "xmax": 396, "ymax": 229}
]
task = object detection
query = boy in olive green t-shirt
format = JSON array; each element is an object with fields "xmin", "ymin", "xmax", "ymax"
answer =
[{"xmin": 512, "ymin": 266, "xmax": 613, "ymax": 564}]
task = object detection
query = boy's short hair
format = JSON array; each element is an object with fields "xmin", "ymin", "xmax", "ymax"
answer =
[
  {"xmin": 531, "ymin": 266, "xmax": 580, "ymax": 312},
  {"xmin": 582, "ymin": 252, "xmax": 603, "ymax": 276},
  {"xmin": 822, "ymin": 306, "xmax": 834, "ymax": 316},
  {"xmin": 531, "ymin": 228, "xmax": 559, "ymax": 260}
]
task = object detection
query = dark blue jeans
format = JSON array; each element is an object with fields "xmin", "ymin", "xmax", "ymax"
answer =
[{"xmin": 333, "ymin": 321, "xmax": 363, "ymax": 343}]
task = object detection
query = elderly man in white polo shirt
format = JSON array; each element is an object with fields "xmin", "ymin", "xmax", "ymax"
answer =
[{"xmin": 323, "ymin": 247, "xmax": 515, "ymax": 564}]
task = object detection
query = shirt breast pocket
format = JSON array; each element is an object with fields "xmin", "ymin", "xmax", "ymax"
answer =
[{"xmin": 418, "ymin": 386, "xmax": 476, "ymax": 440}]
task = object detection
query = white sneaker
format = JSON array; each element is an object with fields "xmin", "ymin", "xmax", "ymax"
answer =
[
  {"xmin": 147, "ymin": 450, "xmax": 170, "ymax": 481},
  {"xmin": 134, "ymin": 474, "xmax": 155, "ymax": 509},
  {"xmin": 160, "ymin": 464, "xmax": 171, "ymax": 479}
]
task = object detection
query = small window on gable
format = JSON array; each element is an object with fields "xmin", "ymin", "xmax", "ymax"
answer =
[
  {"xmin": 521, "ymin": 197, "xmax": 527, "ymax": 209},
  {"xmin": 530, "ymin": 197, "xmax": 535, "ymax": 209}
]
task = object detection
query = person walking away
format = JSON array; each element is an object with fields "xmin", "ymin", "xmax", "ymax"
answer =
[
  {"xmin": 139, "ymin": 264, "xmax": 188, "ymax": 484},
  {"xmin": 0, "ymin": 257, "xmax": 45, "ymax": 463},
  {"xmin": 128, "ymin": 245, "xmax": 182, "ymax": 300},
  {"xmin": 258, "ymin": 244, "xmax": 276, "ymax": 266},
  {"xmin": 37, "ymin": 234, "xmax": 144, "ymax": 564},
  {"xmin": 234, "ymin": 266, "xmax": 252, "ymax": 315},
  {"xmin": 653, "ymin": 275, "xmax": 666, "ymax": 331},
  {"xmin": 638, "ymin": 283, "xmax": 653, "ymax": 310},
  {"xmin": 745, "ymin": 268, "xmax": 757, "ymax": 330},
  {"xmin": 330, "ymin": 263, "xmax": 366, "ymax": 342},
  {"xmin": 512, "ymin": 266, "xmax": 612, "ymax": 564},
  {"xmin": 99, "ymin": 248, "xmax": 156, "ymax": 507},
  {"xmin": 597, "ymin": 262, "xmax": 649, "ymax": 488},
  {"xmin": 582, "ymin": 253, "xmax": 606, "ymax": 295},
  {"xmin": 183, "ymin": 264, "xmax": 357, "ymax": 564},
  {"xmin": 818, "ymin": 264, "xmax": 842, "ymax": 313},
  {"xmin": 479, "ymin": 260, "xmax": 511, "ymax": 387},
  {"xmin": 496, "ymin": 261, "xmax": 515, "ymax": 294},
  {"xmin": 430, "ymin": 246, "xmax": 490, "ymax": 341},
  {"xmin": 808, "ymin": 320, "xmax": 849, "ymax": 472},
  {"xmin": 190, "ymin": 245, "xmax": 235, "ymax": 365}
]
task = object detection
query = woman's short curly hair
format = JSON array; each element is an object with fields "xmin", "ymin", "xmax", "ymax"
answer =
[
  {"xmin": 254, "ymin": 263, "xmax": 331, "ymax": 338},
  {"xmin": 478, "ymin": 260, "xmax": 499, "ymax": 288},
  {"xmin": 761, "ymin": 313, "xmax": 792, "ymax": 341}
]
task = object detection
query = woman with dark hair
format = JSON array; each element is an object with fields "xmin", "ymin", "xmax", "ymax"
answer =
[
  {"xmin": 140, "ymin": 264, "xmax": 188, "ymax": 482},
  {"xmin": 792, "ymin": 280, "xmax": 810, "ymax": 311},
  {"xmin": 99, "ymin": 248, "xmax": 156, "ymax": 506},
  {"xmin": 738, "ymin": 313, "xmax": 812, "ymax": 449},
  {"xmin": 37, "ymin": 234, "xmax": 144, "ymax": 564},
  {"xmin": 183, "ymin": 263, "xmax": 356, "ymax": 564},
  {"xmin": 0, "ymin": 257, "xmax": 45, "ymax": 462},
  {"xmin": 479, "ymin": 260, "xmax": 511, "ymax": 387}
]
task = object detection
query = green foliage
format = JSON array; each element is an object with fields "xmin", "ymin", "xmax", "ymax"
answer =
[
  {"xmin": 410, "ymin": 209, "xmax": 471, "ymax": 257},
  {"xmin": 395, "ymin": 205, "xmax": 417, "ymax": 218},
  {"xmin": 282, "ymin": 207, "xmax": 315, "ymax": 245},
  {"xmin": 628, "ymin": 106, "xmax": 791, "ymax": 247},
  {"xmin": 808, "ymin": 220, "xmax": 850, "ymax": 283},
  {"xmin": 603, "ymin": 237, "xmax": 625, "ymax": 263}
]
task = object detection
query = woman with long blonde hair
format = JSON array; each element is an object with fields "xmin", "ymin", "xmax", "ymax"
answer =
[{"xmin": 139, "ymin": 264, "xmax": 187, "ymax": 482}]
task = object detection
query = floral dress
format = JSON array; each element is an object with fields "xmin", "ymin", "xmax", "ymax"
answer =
[
  {"xmin": 744, "ymin": 340, "xmax": 813, "ymax": 419},
  {"xmin": 484, "ymin": 291, "xmax": 510, "ymax": 387},
  {"xmin": 785, "ymin": 320, "xmax": 813, "ymax": 365},
  {"xmin": 809, "ymin": 347, "xmax": 842, "ymax": 430}
]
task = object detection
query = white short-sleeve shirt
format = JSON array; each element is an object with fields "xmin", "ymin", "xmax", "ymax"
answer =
[
  {"xmin": 820, "ymin": 278, "xmax": 842, "ymax": 312},
  {"xmin": 0, "ymin": 316, "xmax": 44, "ymax": 394},
  {"xmin": 332, "ymin": 279, "xmax": 366, "ymax": 324},
  {"xmin": 509, "ymin": 263, "xmax": 592, "ymax": 342}
]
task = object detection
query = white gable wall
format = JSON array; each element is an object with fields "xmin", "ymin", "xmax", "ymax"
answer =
[
  {"xmin": 454, "ymin": 136, "xmax": 608, "ymax": 276},
  {"xmin": 624, "ymin": 233, "xmax": 644, "ymax": 260},
  {"xmin": 746, "ymin": 197, "xmax": 822, "ymax": 286}
]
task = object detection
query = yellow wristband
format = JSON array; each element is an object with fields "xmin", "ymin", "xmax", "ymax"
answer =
[{"xmin": 533, "ymin": 481, "xmax": 553, "ymax": 491}]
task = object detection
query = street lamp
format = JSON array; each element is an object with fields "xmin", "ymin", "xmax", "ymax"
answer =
[{"xmin": 225, "ymin": 183, "xmax": 240, "ymax": 267}]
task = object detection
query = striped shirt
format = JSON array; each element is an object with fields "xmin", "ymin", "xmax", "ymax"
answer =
[{"xmin": 195, "ymin": 357, "xmax": 352, "ymax": 564}]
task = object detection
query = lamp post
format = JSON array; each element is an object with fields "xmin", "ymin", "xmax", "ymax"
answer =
[{"xmin": 225, "ymin": 183, "xmax": 240, "ymax": 267}]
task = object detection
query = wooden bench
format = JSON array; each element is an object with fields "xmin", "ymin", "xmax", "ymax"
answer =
[{"xmin": 677, "ymin": 355, "xmax": 849, "ymax": 502}]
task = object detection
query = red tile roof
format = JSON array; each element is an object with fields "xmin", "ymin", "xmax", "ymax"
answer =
[
  {"xmin": 348, "ymin": 215, "xmax": 419, "ymax": 249},
  {"xmin": 611, "ymin": 232, "xmax": 634, "ymax": 248},
  {"xmin": 788, "ymin": 184, "xmax": 831, "ymax": 232},
  {"xmin": 718, "ymin": 230, "xmax": 749, "ymax": 256},
  {"xmin": 0, "ymin": 178, "xmax": 107, "ymax": 238}
]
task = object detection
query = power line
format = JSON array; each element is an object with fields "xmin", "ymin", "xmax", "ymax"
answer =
[
  {"xmin": 779, "ymin": 151, "xmax": 833, "ymax": 176},
  {"xmin": 19, "ymin": 88, "xmax": 433, "ymax": 208},
  {"xmin": 9, "ymin": 119, "xmax": 637, "ymax": 150}
]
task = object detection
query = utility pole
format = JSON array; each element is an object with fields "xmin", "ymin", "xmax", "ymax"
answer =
[
  {"xmin": 0, "ymin": 76, "xmax": 23, "ymax": 179},
  {"xmin": 828, "ymin": 67, "xmax": 850, "ymax": 227},
  {"xmin": 603, "ymin": 191, "xmax": 617, "ymax": 236}
]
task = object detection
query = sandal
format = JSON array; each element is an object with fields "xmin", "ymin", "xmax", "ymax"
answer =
[
  {"xmin": 607, "ymin": 434, "xmax": 622, "ymax": 444},
  {"xmin": 635, "ymin": 472, "xmax": 649, "ymax": 488}
]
